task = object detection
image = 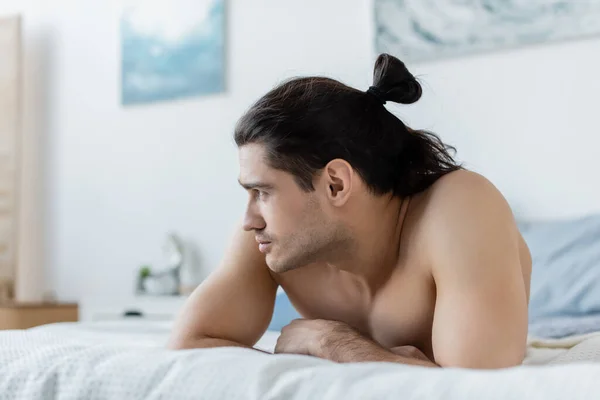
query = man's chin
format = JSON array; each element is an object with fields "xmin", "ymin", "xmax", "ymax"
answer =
[
  {"xmin": 265, "ymin": 254, "xmax": 290, "ymax": 274},
  {"xmin": 265, "ymin": 255, "xmax": 279, "ymax": 272}
]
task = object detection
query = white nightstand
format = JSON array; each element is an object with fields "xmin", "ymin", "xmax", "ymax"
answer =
[{"xmin": 80, "ymin": 296, "xmax": 189, "ymax": 323}]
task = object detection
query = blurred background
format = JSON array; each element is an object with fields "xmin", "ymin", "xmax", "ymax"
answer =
[{"xmin": 1, "ymin": 0, "xmax": 600, "ymax": 324}]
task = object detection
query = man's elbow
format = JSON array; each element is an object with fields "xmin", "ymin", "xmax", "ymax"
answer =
[
  {"xmin": 167, "ymin": 331, "xmax": 210, "ymax": 350},
  {"xmin": 167, "ymin": 332, "xmax": 251, "ymax": 351},
  {"xmin": 438, "ymin": 348, "xmax": 526, "ymax": 369},
  {"xmin": 167, "ymin": 335, "xmax": 195, "ymax": 350}
]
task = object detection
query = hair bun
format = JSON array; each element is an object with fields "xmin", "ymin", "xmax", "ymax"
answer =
[{"xmin": 371, "ymin": 53, "xmax": 422, "ymax": 105}]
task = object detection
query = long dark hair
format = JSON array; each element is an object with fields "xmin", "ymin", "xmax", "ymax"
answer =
[{"xmin": 234, "ymin": 53, "xmax": 461, "ymax": 197}]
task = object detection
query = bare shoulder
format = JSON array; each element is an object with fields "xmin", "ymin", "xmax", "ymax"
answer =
[
  {"xmin": 422, "ymin": 170, "xmax": 531, "ymax": 282},
  {"xmin": 428, "ymin": 169, "xmax": 506, "ymax": 206},
  {"xmin": 416, "ymin": 170, "xmax": 522, "ymax": 270},
  {"xmin": 420, "ymin": 169, "xmax": 513, "ymax": 226}
]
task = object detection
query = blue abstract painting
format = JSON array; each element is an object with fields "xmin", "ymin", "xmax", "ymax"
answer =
[
  {"xmin": 375, "ymin": 0, "xmax": 600, "ymax": 63},
  {"xmin": 121, "ymin": 0, "xmax": 225, "ymax": 105}
]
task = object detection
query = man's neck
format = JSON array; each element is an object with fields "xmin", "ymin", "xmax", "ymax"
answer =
[{"xmin": 330, "ymin": 194, "xmax": 409, "ymax": 292}]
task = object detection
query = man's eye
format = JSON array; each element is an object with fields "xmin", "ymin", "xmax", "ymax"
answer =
[{"xmin": 253, "ymin": 190, "xmax": 266, "ymax": 200}]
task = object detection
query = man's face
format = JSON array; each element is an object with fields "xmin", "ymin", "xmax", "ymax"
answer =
[{"xmin": 238, "ymin": 144, "xmax": 347, "ymax": 273}]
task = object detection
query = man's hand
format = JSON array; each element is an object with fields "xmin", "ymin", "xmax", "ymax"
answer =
[
  {"xmin": 275, "ymin": 319, "xmax": 437, "ymax": 367},
  {"xmin": 389, "ymin": 345, "xmax": 432, "ymax": 363},
  {"xmin": 274, "ymin": 319, "xmax": 341, "ymax": 356}
]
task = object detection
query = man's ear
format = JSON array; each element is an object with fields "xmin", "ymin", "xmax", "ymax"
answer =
[{"xmin": 322, "ymin": 159, "xmax": 354, "ymax": 207}]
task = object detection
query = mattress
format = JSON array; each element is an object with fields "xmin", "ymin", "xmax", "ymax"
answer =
[{"xmin": 1, "ymin": 321, "xmax": 600, "ymax": 400}]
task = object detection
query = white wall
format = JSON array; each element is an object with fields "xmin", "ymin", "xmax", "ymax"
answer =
[
  {"xmin": 404, "ymin": 38, "xmax": 600, "ymax": 221},
  {"xmin": 1, "ymin": 1, "xmax": 600, "ymax": 302},
  {"xmin": 0, "ymin": 0, "xmax": 373, "ymax": 301}
]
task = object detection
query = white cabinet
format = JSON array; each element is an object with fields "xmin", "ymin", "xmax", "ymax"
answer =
[{"xmin": 80, "ymin": 296, "xmax": 188, "ymax": 322}]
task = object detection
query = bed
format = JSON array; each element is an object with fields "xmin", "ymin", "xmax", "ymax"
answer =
[
  {"xmin": 1, "ymin": 319, "xmax": 600, "ymax": 400},
  {"xmin": 2, "ymin": 214, "xmax": 600, "ymax": 399}
]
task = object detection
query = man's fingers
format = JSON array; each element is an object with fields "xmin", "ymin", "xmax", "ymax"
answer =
[
  {"xmin": 389, "ymin": 345, "xmax": 430, "ymax": 361},
  {"xmin": 274, "ymin": 336, "xmax": 285, "ymax": 354}
]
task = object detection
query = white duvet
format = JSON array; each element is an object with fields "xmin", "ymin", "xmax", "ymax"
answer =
[{"xmin": 1, "ymin": 321, "xmax": 600, "ymax": 400}]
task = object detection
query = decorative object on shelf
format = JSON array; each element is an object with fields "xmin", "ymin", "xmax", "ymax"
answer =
[
  {"xmin": 0, "ymin": 280, "xmax": 13, "ymax": 304},
  {"xmin": 178, "ymin": 239, "xmax": 204, "ymax": 295},
  {"xmin": 375, "ymin": 0, "xmax": 600, "ymax": 63},
  {"xmin": 136, "ymin": 233, "xmax": 185, "ymax": 296},
  {"xmin": 120, "ymin": 0, "xmax": 225, "ymax": 105}
]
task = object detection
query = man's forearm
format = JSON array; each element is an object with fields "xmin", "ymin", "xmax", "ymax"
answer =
[
  {"xmin": 168, "ymin": 336, "xmax": 247, "ymax": 350},
  {"xmin": 168, "ymin": 336, "xmax": 268, "ymax": 353},
  {"xmin": 316, "ymin": 328, "xmax": 438, "ymax": 367}
]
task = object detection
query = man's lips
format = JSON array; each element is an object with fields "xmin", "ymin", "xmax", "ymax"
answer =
[{"xmin": 256, "ymin": 238, "xmax": 272, "ymax": 253}]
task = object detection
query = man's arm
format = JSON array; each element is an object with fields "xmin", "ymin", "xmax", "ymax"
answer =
[
  {"xmin": 428, "ymin": 171, "xmax": 529, "ymax": 368},
  {"xmin": 167, "ymin": 225, "xmax": 278, "ymax": 350},
  {"xmin": 274, "ymin": 319, "xmax": 438, "ymax": 367},
  {"xmin": 316, "ymin": 321, "xmax": 438, "ymax": 367}
]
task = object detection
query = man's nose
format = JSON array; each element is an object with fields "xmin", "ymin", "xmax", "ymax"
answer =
[{"xmin": 243, "ymin": 206, "xmax": 266, "ymax": 232}]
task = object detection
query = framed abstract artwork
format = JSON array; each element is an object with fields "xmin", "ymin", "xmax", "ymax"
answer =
[
  {"xmin": 121, "ymin": 0, "xmax": 225, "ymax": 105},
  {"xmin": 375, "ymin": 0, "xmax": 600, "ymax": 63}
]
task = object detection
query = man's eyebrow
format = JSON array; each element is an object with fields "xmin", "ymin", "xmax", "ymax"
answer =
[{"xmin": 238, "ymin": 180, "xmax": 274, "ymax": 190}]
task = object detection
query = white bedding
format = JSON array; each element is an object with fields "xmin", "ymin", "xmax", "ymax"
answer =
[{"xmin": 1, "ymin": 321, "xmax": 600, "ymax": 400}]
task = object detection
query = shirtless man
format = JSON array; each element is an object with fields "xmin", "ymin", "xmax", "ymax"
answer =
[{"xmin": 168, "ymin": 54, "xmax": 531, "ymax": 369}]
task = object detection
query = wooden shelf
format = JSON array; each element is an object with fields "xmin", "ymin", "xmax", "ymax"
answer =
[{"xmin": 0, "ymin": 302, "xmax": 78, "ymax": 330}]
